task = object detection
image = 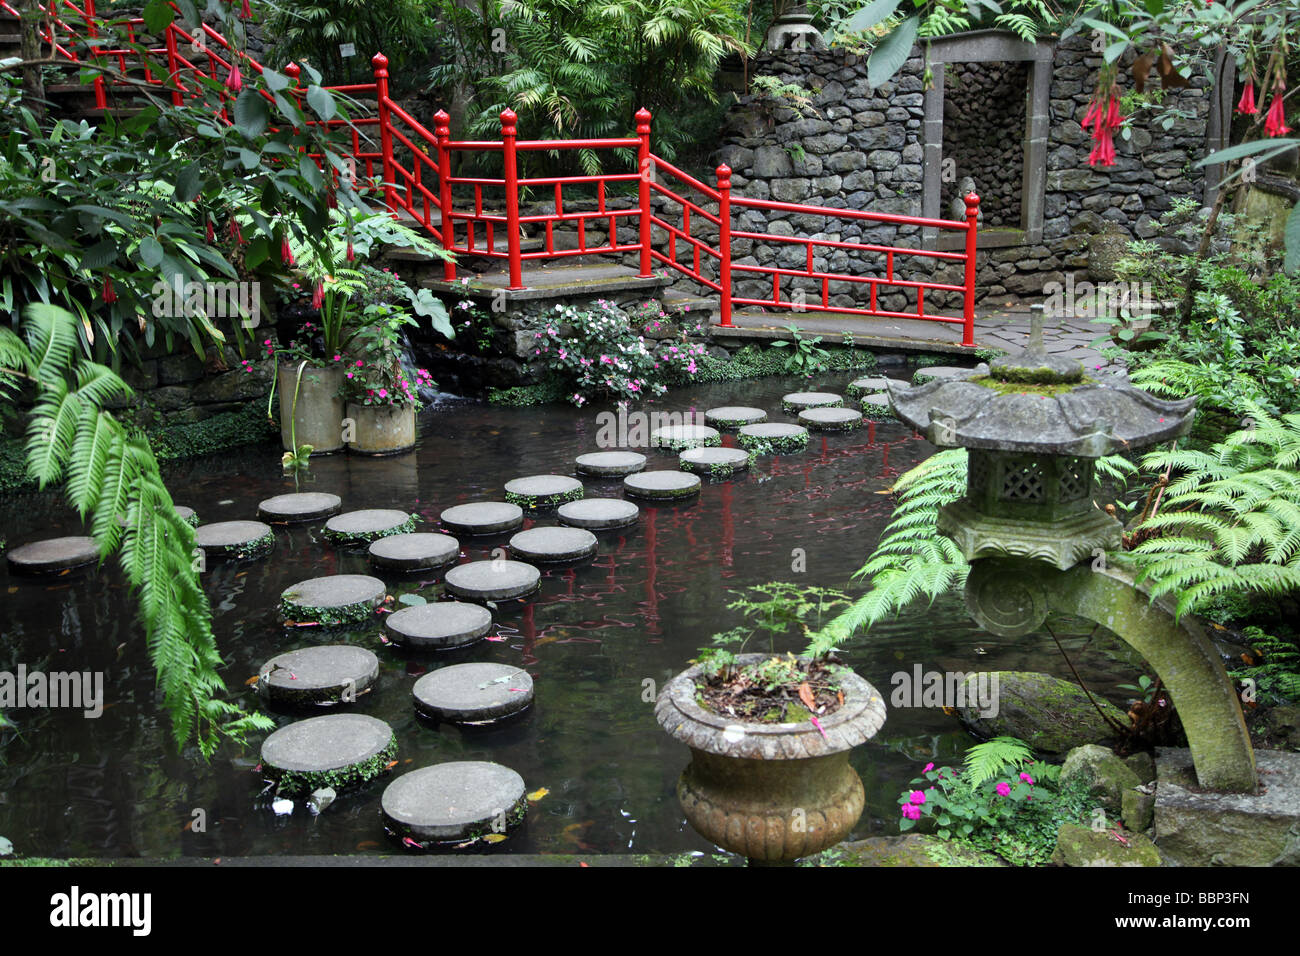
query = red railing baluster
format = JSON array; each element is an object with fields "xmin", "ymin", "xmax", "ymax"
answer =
[
  {"xmin": 164, "ymin": 25, "xmax": 184, "ymax": 107},
  {"xmin": 637, "ymin": 108, "xmax": 652, "ymax": 278},
  {"xmin": 501, "ymin": 108, "xmax": 523, "ymax": 291},
  {"xmin": 717, "ymin": 163, "xmax": 732, "ymax": 328},
  {"xmin": 372, "ymin": 54, "xmax": 398, "ymax": 220},
  {"xmin": 962, "ymin": 192, "xmax": 980, "ymax": 348},
  {"xmin": 433, "ymin": 110, "xmax": 454, "ymax": 279}
]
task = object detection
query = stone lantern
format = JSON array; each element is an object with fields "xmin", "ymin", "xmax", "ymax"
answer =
[
  {"xmin": 763, "ymin": 3, "xmax": 826, "ymax": 52},
  {"xmin": 885, "ymin": 308, "xmax": 1258, "ymax": 793}
]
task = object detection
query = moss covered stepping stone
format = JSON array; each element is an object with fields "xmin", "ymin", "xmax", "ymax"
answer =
[
  {"xmin": 650, "ymin": 424, "xmax": 720, "ymax": 452},
  {"xmin": 799, "ymin": 406, "xmax": 864, "ymax": 431},
  {"xmin": 260, "ymin": 713, "xmax": 396, "ymax": 795},
  {"xmin": 194, "ymin": 520, "xmax": 275, "ymax": 560},
  {"xmin": 279, "ymin": 574, "xmax": 386, "ymax": 626},
  {"xmin": 623, "ymin": 470, "xmax": 702, "ymax": 500},
  {"xmin": 503, "ymin": 475, "xmax": 584, "ymax": 510},
  {"xmin": 781, "ymin": 392, "xmax": 842, "ymax": 415},
  {"xmin": 704, "ymin": 406, "xmax": 767, "ymax": 429},
  {"xmin": 412, "ymin": 663, "xmax": 535, "ymax": 724},
  {"xmin": 369, "ymin": 532, "xmax": 460, "ymax": 572},
  {"xmin": 737, "ymin": 422, "xmax": 809, "ymax": 454},
  {"xmin": 257, "ymin": 645, "xmax": 380, "ymax": 707},
  {"xmin": 385, "ymin": 601, "xmax": 494, "ymax": 650},
  {"xmin": 444, "ymin": 560, "xmax": 541, "ymax": 602},
  {"xmin": 323, "ymin": 509, "xmax": 414, "ymax": 547},
  {"xmin": 556, "ymin": 498, "xmax": 639, "ymax": 530},
  {"xmin": 679, "ymin": 446, "xmax": 751, "ymax": 479},
  {"xmin": 6, "ymin": 536, "xmax": 100, "ymax": 575},
  {"xmin": 846, "ymin": 376, "xmax": 895, "ymax": 399},
  {"xmin": 508, "ymin": 526, "xmax": 598, "ymax": 563},
  {"xmin": 574, "ymin": 451, "xmax": 647, "ymax": 477},
  {"xmin": 858, "ymin": 393, "xmax": 895, "ymax": 420},
  {"xmin": 912, "ymin": 366, "xmax": 970, "ymax": 385},
  {"xmin": 175, "ymin": 506, "xmax": 199, "ymax": 527},
  {"xmin": 381, "ymin": 762, "xmax": 527, "ymax": 846},
  {"xmin": 257, "ymin": 492, "xmax": 343, "ymax": 524},
  {"xmin": 438, "ymin": 502, "xmax": 524, "ymax": 536}
]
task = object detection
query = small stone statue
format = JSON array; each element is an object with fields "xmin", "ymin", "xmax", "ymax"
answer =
[{"xmin": 950, "ymin": 175, "xmax": 983, "ymax": 224}]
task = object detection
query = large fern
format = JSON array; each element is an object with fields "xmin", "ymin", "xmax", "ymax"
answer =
[
  {"xmin": 1127, "ymin": 400, "xmax": 1300, "ymax": 620},
  {"xmin": 0, "ymin": 305, "xmax": 272, "ymax": 756},
  {"xmin": 964, "ymin": 736, "xmax": 1033, "ymax": 789}
]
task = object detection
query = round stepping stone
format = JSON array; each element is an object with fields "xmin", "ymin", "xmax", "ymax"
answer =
[
  {"xmin": 279, "ymin": 574, "xmax": 386, "ymax": 626},
  {"xmin": 444, "ymin": 560, "xmax": 541, "ymax": 602},
  {"xmin": 438, "ymin": 501, "xmax": 523, "ymax": 536},
  {"xmin": 624, "ymin": 470, "xmax": 702, "ymax": 501},
  {"xmin": 260, "ymin": 713, "xmax": 396, "ymax": 795},
  {"xmin": 574, "ymin": 451, "xmax": 646, "ymax": 477},
  {"xmin": 412, "ymin": 662, "xmax": 535, "ymax": 724},
  {"xmin": 368, "ymin": 532, "xmax": 460, "ymax": 572},
  {"xmin": 737, "ymin": 422, "xmax": 809, "ymax": 454},
  {"xmin": 799, "ymin": 406, "xmax": 864, "ymax": 431},
  {"xmin": 557, "ymin": 497, "xmax": 639, "ymax": 530},
  {"xmin": 257, "ymin": 492, "xmax": 342, "ymax": 524},
  {"xmin": 6, "ymin": 536, "xmax": 99, "ymax": 575},
  {"xmin": 859, "ymin": 393, "xmax": 895, "ymax": 420},
  {"xmin": 257, "ymin": 645, "xmax": 380, "ymax": 707},
  {"xmin": 175, "ymin": 506, "xmax": 199, "ymax": 527},
  {"xmin": 679, "ymin": 445, "xmax": 751, "ymax": 479},
  {"xmin": 323, "ymin": 509, "xmax": 414, "ymax": 547},
  {"xmin": 507, "ymin": 526, "xmax": 598, "ymax": 563},
  {"xmin": 384, "ymin": 601, "xmax": 494, "ymax": 650},
  {"xmin": 781, "ymin": 391, "xmax": 843, "ymax": 415},
  {"xmin": 705, "ymin": 406, "xmax": 767, "ymax": 429},
  {"xmin": 503, "ymin": 475, "xmax": 584, "ymax": 510},
  {"xmin": 846, "ymin": 376, "xmax": 896, "ymax": 399},
  {"xmin": 913, "ymin": 365, "xmax": 971, "ymax": 385},
  {"xmin": 381, "ymin": 762, "xmax": 527, "ymax": 845},
  {"xmin": 194, "ymin": 520, "xmax": 274, "ymax": 560},
  {"xmin": 650, "ymin": 423, "xmax": 720, "ymax": 452}
]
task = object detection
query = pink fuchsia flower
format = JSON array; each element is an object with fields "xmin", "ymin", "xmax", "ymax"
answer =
[
  {"xmin": 225, "ymin": 60, "xmax": 242, "ymax": 92},
  {"xmin": 1265, "ymin": 85, "xmax": 1292, "ymax": 137},
  {"xmin": 1236, "ymin": 79, "xmax": 1258, "ymax": 115},
  {"xmin": 901, "ymin": 804, "xmax": 922, "ymax": 821},
  {"xmin": 1019, "ymin": 772, "xmax": 1035, "ymax": 784},
  {"xmin": 996, "ymin": 782, "xmax": 1011, "ymax": 797},
  {"xmin": 909, "ymin": 790, "xmax": 926, "ymax": 805}
]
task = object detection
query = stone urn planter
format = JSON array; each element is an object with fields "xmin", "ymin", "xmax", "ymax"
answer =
[
  {"xmin": 278, "ymin": 363, "xmax": 344, "ymax": 454},
  {"xmin": 346, "ymin": 402, "xmax": 416, "ymax": 455},
  {"xmin": 655, "ymin": 654, "xmax": 886, "ymax": 864}
]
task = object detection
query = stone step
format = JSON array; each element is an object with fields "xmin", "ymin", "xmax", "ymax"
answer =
[{"xmin": 422, "ymin": 260, "xmax": 663, "ymax": 302}]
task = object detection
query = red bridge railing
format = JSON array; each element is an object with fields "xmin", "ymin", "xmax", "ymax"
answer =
[{"xmin": 14, "ymin": 3, "xmax": 982, "ymax": 346}]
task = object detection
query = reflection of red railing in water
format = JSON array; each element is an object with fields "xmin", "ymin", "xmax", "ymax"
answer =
[{"xmin": 17, "ymin": 2, "xmax": 982, "ymax": 343}]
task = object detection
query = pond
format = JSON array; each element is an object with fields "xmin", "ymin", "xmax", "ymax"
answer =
[{"xmin": 0, "ymin": 368, "xmax": 1144, "ymax": 859}]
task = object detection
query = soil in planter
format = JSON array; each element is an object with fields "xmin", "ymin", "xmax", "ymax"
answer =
[{"xmin": 696, "ymin": 657, "xmax": 848, "ymax": 724}]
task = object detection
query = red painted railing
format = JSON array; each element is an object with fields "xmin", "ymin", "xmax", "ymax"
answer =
[{"xmin": 14, "ymin": 3, "xmax": 982, "ymax": 345}]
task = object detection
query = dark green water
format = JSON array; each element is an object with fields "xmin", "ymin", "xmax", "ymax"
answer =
[{"xmin": 0, "ymin": 369, "xmax": 1144, "ymax": 858}]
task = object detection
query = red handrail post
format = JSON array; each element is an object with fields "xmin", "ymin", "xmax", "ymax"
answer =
[
  {"xmin": 81, "ymin": 0, "xmax": 107, "ymax": 110},
  {"xmin": 163, "ymin": 25, "xmax": 184, "ymax": 107},
  {"xmin": 433, "ymin": 109, "xmax": 455, "ymax": 282},
  {"xmin": 636, "ymin": 107, "xmax": 652, "ymax": 278},
  {"xmin": 500, "ymin": 108, "xmax": 524, "ymax": 291},
  {"xmin": 372, "ymin": 53, "xmax": 398, "ymax": 218},
  {"xmin": 717, "ymin": 163, "xmax": 733, "ymax": 329},
  {"xmin": 962, "ymin": 192, "xmax": 980, "ymax": 348}
]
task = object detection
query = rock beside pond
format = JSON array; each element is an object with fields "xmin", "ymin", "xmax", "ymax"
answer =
[
  {"xmin": 1061, "ymin": 744, "xmax": 1141, "ymax": 814},
  {"xmin": 1051, "ymin": 823, "xmax": 1161, "ymax": 867},
  {"xmin": 957, "ymin": 671, "xmax": 1127, "ymax": 753},
  {"xmin": 831, "ymin": 834, "xmax": 1004, "ymax": 867}
]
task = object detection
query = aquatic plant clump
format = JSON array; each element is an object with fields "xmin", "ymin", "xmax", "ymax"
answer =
[
  {"xmin": 321, "ymin": 514, "xmax": 416, "ymax": 547},
  {"xmin": 652, "ymin": 432, "xmax": 721, "ymax": 453},
  {"xmin": 738, "ymin": 430, "xmax": 808, "ymax": 455},
  {"xmin": 781, "ymin": 396, "xmax": 842, "ymax": 416},
  {"xmin": 267, "ymin": 733, "xmax": 398, "ymax": 796},
  {"xmin": 277, "ymin": 595, "xmax": 384, "ymax": 628},
  {"xmin": 206, "ymin": 528, "xmax": 275, "ymax": 560},
  {"xmin": 504, "ymin": 486, "xmax": 585, "ymax": 510},
  {"xmin": 857, "ymin": 395, "xmax": 895, "ymax": 420}
]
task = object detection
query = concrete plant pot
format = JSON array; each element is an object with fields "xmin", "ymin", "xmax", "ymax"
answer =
[
  {"xmin": 346, "ymin": 402, "xmax": 416, "ymax": 455},
  {"xmin": 279, "ymin": 363, "xmax": 344, "ymax": 454},
  {"xmin": 655, "ymin": 654, "xmax": 886, "ymax": 864}
]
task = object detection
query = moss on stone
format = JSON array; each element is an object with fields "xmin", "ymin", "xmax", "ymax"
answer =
[
  {"xmin": 321, "ymin": 514, "xmax": 415, "ymax": 547},
  {"xmin": 505, "ymin": 486, "xmax": 585, "ymax": 510},
  {"xmin": 268, "ymin": 733, "xmax": 397, "ymax": 796},
  {"xmin": 967, "ymin": 374, "xmax": 1097, "ymax": 396},
  {"xmin": 738, "ymin": 431, "xmax": 808, "ymax": 455}
]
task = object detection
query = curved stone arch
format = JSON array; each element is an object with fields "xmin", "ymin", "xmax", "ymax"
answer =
[{"xmin": 964, "ymin": 558, "xmax": 1257, "ymax": 793}]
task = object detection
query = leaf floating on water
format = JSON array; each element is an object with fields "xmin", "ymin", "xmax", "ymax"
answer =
[
  {"xmin": 485, "ymin": 634, "xmax": 506, "ymax": 642},
  {"xmin": 482, "ymin": 833, "xmax": 507, "ymax": 844},
  {"xmin": 355, "ymin": 840, "xmax": 380, "ymax": 850},
  {"xmin": 244, "ymin": 675, "xmax": 261, "ymax": 686},
  {"xmin": 527, "ymin": 787, "xmax": 549, "ymax": 803},
  {"xmin": 401, "ymin": 836, "xmax": 424, "ymax": 850},
  {"xmin": 384, "ymin": 760, "xmax": 398, "ymax": 771}
]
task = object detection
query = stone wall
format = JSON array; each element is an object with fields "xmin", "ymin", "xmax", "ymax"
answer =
[
  {"xmin": 107, "ymin": 343, "xmax": 276, "ymax": 428},
  {"xmin": 707, "ymin": 33, "xmax": 1214, "ymax": 307},
  {"xmin": 940, "ymin": 60, "xmax": 1028, "ymax": 227}
]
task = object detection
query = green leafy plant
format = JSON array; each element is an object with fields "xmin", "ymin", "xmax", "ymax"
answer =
[
  {"xmin": 770, "ymin": 324, "xmax": 831, "ymax": 376},
  {"xmin": 0, "ymin": 306, "xmax": 272, "ymax": 755}
]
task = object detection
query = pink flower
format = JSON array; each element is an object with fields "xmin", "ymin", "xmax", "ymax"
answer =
[
  {"xmin": 378, "ymin": 388, "xmax": 388, "ymax": 398},
  {"xmin": 333, "ymin": 354, "xmax": 341, "ymax": 362},
  {"xmin": 901, "ymin": 804, "xmax": 921, "ymax": 821},
  {"xmin": 923, "ymin": 762, "xmax": 934, "ymax": 773},
  {"xmin": 996, "ymin": 782, "xmax": 1011, "ymax": 797},
  {"xmin": 1236, "ymin": 79, "xmax": 1258, "ymax": 116},
  {"xmin": 225, "ymin": 61, "xmax": 242, "ymax": 92},
  {"xmin": 1019, "ymin": 772, "xmax": 1035, "ymax": 784},
  {"xmin": 355, "ymin": 360, "xmax": 363, "ymax": 367},
  {"xmin": 1265, "ymin": 88, "xmax": 1292, "ymax": 137},
  {"xmin": 909, "ymin": 790, "xmax": 926, "ymax": 805}
]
